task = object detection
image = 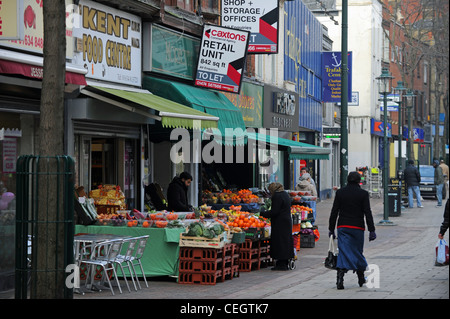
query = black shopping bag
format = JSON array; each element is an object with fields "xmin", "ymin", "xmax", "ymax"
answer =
[{"xmin": 324, "ymin": 236, "xmax": 338, "ymax": 270}]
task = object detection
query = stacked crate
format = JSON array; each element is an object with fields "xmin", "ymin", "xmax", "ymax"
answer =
[
  {"xmin": 239, "ymin": 238, "xmax": 271, "ymax": 272},
  {"xmin": 178, "ymin": 243, "xmax": 240, "ymax": 285}
]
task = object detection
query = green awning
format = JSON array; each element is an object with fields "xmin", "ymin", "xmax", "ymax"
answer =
[
  {"xmin": 142, "ymin": 76, "xmax": 247, "ymax": 145},
  {"xmin": 246, "ymin": 132, "xmax": 330, "ymax": 160},
  {"xmin": 80, "ymin": 86, "xmax": 219, "ymax": 130}
]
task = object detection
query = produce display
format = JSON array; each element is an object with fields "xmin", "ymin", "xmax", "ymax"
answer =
[
  {"xmin": 288, "ymin": 190, "xmax": 317, "ymax": 202},
  {"xmin": 291, "ymin": 205, "xmax": 313, "ymax": 221},
  {"xmin": 202, "ymin": 189, "xmax": 260, "ymax": 205},
  {"xmin": 89, "ymin": 184, "xmax": 127, "ymax": 210}
]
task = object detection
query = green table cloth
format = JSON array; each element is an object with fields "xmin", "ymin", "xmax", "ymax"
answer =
[{"xmin": 75, "ymin": 225, "xmax": 185, "ymax": 277}]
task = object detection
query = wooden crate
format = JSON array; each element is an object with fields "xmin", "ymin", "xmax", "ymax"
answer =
[
  {"xmin": 179, "ymin": 230, "xmax": 229, "ymax": 249},
  {"xmin": 95, "ymin": 204, "xmax": 120, "ymax": 215}
]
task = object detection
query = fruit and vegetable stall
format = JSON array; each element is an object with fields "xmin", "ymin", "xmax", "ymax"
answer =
[{"xmin": 74, "ymin": 185, "xmax": 318, "ymax": 285}]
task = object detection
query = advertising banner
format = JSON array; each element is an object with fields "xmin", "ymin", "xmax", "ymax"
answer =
[
  {"xmin": 0, "ymin": 0, "xmax": 73, "ymax": 57},
  {"xmin": 221, "ymin": 0, "xmax": 278, "ymax": 54},
  {"xmin": 195, "ymin": 25, "xmax": 249, "ymax": 94},
  {"xmin": 0, "ymin": 0, "xmax": 24, "ymax": 40},
  {"xmin": 371, "ymin": 118, "xmax": 392, "ymax": 138},
  {"xmin": 222, "ymin": 81, "xmax": 263, "ymax": 127},
  {"xmin": 72, "ymin": 0, "xmax": 142, "ymax": 86},
  {"xmin": 322, "ymin": 51, "xmax": 352, "ymax": 102},
  {"xmin": 144, "ymin": 24, "xmax": 200, "ymax": 80}
]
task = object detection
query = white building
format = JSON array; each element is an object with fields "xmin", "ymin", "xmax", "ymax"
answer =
[{"xmin": 317, "ymin": 0, "xmax": 385, "ymax": 172}]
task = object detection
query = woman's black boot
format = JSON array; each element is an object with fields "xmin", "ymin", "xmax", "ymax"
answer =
[
  {"xmin": 336, "ymin": 269, "xmax": 345, "ymax": 289},
  {"xmin": 357, "ymin": 271, "xmax": 366, "ymax": 287}
]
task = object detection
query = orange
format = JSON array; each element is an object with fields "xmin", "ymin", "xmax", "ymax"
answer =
[
  {"xmin": 142, "ymin": 221, "xmax": 149, "ymax": 228},
  {"xmin": 132, "ymin": 220, "xmax": 138, "ymax": 226},
  {"xmin": 127, "ymin": 221, "xmax": 133, "ymax": 227}
]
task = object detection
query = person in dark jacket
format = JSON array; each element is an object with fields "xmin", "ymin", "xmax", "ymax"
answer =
[
  {"xmin": 328, "ymin": 171, "xmax": 376, "ymax": 289},
  {"xmin": 433, "ymin": 159, "xmax": 445, "ymax": 207},
  {"xmin": 403, "ymin": 159, "xmax": 423, "ymax": 208},
  {"xmin": 438, "ymin": 199, "xmax": 449, "ymax": 239},
  {"xmin": 167, "ymin": 172, "xmax": 193, "ymax": 212},
  {"xmin": 261, "ymin": 182, "xmax": 294, "ymax": 270}
]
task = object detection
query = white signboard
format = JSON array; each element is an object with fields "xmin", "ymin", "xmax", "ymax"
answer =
[
  {"xmin": 72, "ymin": 0, "xmax": 141, "ymax": 86},
  {"xmin": 221, "ymin": 0, "xmax": 278, "ymax": 54},
  {"xmin": 0, "ymin": 0, "xmax": 73, "ymax": 57},
  {"xmin": 195, "ymin": 25, "xmax": 249, "ymax": 94}
]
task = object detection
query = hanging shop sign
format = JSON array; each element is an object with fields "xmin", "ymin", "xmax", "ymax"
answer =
[
  {"xmin": 72, "ymin": 0, "xmax": 142, "ymax": 86},
  {"xmin": 222, "ymin": 81, "xmax": 263, "ymax": 127},
  {"xmin": 380, "ymin": 93, "xmax": 399, "ymax": 112},
  {"xmin": 143, "ymin": 24, "xmax": 200, "ymax": 81},
  {"xmin": 0, "ymin": 0, "xmax": 73, "ymax": 57},
  {"xmin": 195, "ymin": 24, "xmax": 249, "ymax": 94},
  {"xmin": 263, "ymin": 84, "xmax": 299, "ymax": 132},
  {"xmin": 322, "ymin": 51, "xmax": 352, "ymax": 103},
  {"xmin": 413, "ymin": 128, "xmax": 424, "ymax": 142},
  {"xmin": 220, "ymin": 0, "xmax": 278, "ymax": 54},
  {"xmin": 371, "ymin": 118, "xmax": 392, "ymax": 138},
  {"xmin": 0, "ymin": 0, "xmax": 24, "ymax": 40}
]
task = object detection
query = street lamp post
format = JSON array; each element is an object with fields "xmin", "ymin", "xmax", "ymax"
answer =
[
  {"xmin": 376, "ymin": 68, "xmax": 395, "ymax": 226},
  {"xmin": 393, "ymin": 81, "xmax": 407, "ymax": 214},
  {"xmin": 405, "ymin": 90, "xmax": 416, "ymax": 162}
]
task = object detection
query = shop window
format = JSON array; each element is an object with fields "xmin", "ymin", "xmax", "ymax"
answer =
[{"xmin": 258, "ymin": 149, "xmax": 283, "ymax": 188}]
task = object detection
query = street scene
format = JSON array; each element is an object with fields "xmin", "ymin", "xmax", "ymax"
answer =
[
  {"xmin": 69, "ymin": 196, "xmax": 448, "ymax": 300},
  {"xmin": 0, "ymin": 0, "xmax": 448, "ymax": 303}
]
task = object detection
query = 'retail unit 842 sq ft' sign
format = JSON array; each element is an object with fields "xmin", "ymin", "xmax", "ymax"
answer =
[{"xmin": 195, "ymin": 25, "xmax": 249, "ymax": 94}]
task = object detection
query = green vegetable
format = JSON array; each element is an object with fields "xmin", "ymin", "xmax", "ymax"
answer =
[{"xmin": 186, "ymin": 222, "xmax": 206, "ymax": 236}]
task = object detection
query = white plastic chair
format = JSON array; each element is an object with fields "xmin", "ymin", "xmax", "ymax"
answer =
[
  {"xmin": 127, "ymin": 235, "xmax": 149, "ymax": 289},
  {"xmin": 80, "ymin": 239, "xmax": 124, "ymax": 295}
]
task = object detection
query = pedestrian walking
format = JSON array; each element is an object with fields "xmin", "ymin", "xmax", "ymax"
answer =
[
  {"xmin": 328, "ymin": 171, "xmax": 376, "ymax": 289},
  {"xmin": 438, "ymin": 199, "xmax": 449, "ymax": 240},
  {"xmin": 433, "ymin": 160, "xmax": 445, "ymax": 207},
  {"xmin": 403, "ymin": 159, "xmax": 423, "ymax": 208},
  {"xmin": 260, "ymin": 182, "xmax": 294, "ymax": 270},
  {"xmin": 439, "ymin": 158, "xmax": 449, "ymax": 197}
]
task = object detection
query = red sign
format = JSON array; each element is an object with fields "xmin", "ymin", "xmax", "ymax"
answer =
[
  {"xmin": 300, "ymin": 160, "xmax": 306, "ymax": 169},
  {"xmin": 0, "ymin": 59, "xmax": 86, "ymax": 85}
]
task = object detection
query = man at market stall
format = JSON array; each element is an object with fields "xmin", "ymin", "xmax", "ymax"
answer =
[{"xmin": 167, "ymin": 172, "xmax": 194, "ymax": 212}]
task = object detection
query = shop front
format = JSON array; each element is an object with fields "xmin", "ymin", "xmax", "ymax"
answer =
[{"xmin": 66, "ymin": 1, "xmax": 218, "ymax": 212}]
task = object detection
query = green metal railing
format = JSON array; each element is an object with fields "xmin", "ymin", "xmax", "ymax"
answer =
[{"xmin": 15, "ymin": 155, "xmax": 75, "ymax": 299}]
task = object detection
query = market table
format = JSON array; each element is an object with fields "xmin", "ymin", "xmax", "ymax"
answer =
[
  {"xmin": 211, "ymin": 203, "xmax": 261, "ymax": 211},
  {"xmin": 75, "ymin": 225, "xmax": 185, "ymax": 277}
]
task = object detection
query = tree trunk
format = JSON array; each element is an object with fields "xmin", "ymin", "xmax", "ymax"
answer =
[{"xmin": 33, "ymin": 0, "xmax": 66, "ymax": 299}]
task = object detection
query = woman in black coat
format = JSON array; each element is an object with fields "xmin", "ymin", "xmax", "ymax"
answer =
[
  {"xmin": 328, "ymin": 171, "xmax": 376, "ymax": 289},
  {"xmin": 261, "ymin": 182, "xmax": 294, "ymax": 270}
]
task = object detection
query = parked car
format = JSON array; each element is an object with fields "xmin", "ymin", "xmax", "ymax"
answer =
[{"xmin": 419, "ymin": 165, "xmax": 447, "ymax": 199}]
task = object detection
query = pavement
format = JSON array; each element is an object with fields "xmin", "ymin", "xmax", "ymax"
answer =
[{"xmin": 72, "ymin": 195, "xmax": 449, "ymax": 301}]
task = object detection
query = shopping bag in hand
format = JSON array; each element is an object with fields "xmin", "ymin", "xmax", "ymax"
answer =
[
  {"xmin": 435, "ymin": 239, "xmax": 449, "ymax": 265},
  {"xmin": 324, "ymin": 236, "xmax": 338, "ymax": 269}
]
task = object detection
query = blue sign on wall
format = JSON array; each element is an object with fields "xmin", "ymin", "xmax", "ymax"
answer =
[
  {"xmin": 284, "ymin": 0, "xmax": 323, "ymax": 132},
  {"xmin": 322, "ymin": 51, "xmax": 352, "ymax": 103}
]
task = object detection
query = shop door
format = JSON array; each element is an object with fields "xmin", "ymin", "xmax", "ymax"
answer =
[{"xmin": 91, "ymin": 138, "xmax": 116, "ymax": 189}]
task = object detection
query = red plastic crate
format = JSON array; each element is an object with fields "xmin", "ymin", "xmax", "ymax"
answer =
[
  {"xmin": 179, "ymin": 259, "xmax": 223, "ymax": 273},
  {"xmin": 179, "ymin": 247, "xmax": 224, "ymax": 261},
  {"xmin": 178, "ymin": 270, "xmax": 223, "ymax": 285}
]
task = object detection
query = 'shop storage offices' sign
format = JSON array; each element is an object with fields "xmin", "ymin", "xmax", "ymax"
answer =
[
  {"xmin": 221, "ymin": 0, "xmax": 279, "ymax": 53},
  {"xmin": 195, "ymin": 25, "xmax": 249, "ymax": 94}
]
